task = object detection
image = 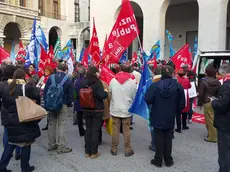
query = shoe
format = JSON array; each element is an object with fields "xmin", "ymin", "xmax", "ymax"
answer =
[
  {"xmin": 148, "ymin": 145, "xmax": 156, "ymax": 152},
  {"xmin": 57, "ymin": 147, "xmax": 72, "ymax": 154},
  {"xmin": 182, "ymin": 126, "xmax": 189, "ymax": 130},
  {"xmin": 15, "ymin": 154, "xmax": 21, "ymax": 161},
  {"xmin": 151, "ymin": 159, "xmax": 162, "ymax": 168},
  {"xmin": 91, "ymin": 153, "xmax": 100, "ymax": 159},
  {"xmin": 42, "ymin": 125, "xmax": 48, "ymax": 130},
  {"xmin": 125, "ymin": 149, "xmax": 134, "ymax": 157},
  {"xmin": 30, "ymin": 166, "xmax": 35, "ymax": 172},
  {"xmin": 175, "ymin": 129, "xmax": 182, "ymax": 133},
  {"xmin": 48, "ymin": 145, "xmax": 58, "ymax": 151},
  {"xmin": 110, "ymin": 150, "xmax": 117, "ymax": 156},
  {"xmin": 204, "ymin": 138, "xmax": 217, "ymax": 143},
  {"xmin": 165, "ymin": 161, "xmax": 174, "ymax": 167},
  {"xmin": 85, "ymin": 154, "xmax": 90, "ymax": 158},
  {"xmin": 79, "ymin": 131, "xmax": 85, "ymax": 137},
  {"xmin": 130, "ymin": 126, "xmax": 133, "ymax": 130}
]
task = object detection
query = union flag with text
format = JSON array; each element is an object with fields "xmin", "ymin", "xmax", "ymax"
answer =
[{"xmin": 104, "ymin": 0, "xmax": 139, "ymax": 64}]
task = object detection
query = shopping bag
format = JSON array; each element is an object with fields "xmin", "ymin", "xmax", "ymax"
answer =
[
  {"xmin": 106, "ymin": 118, "xmax": 113, "ymax": 136},
  {"xmin": 16, "ymin": 84, "xmax": 47, "ymax": 122}
]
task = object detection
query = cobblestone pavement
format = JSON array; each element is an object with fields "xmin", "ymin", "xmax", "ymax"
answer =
[{"xmin": 0, "ymin": 110, "xmax": 218, "ymax": 172}]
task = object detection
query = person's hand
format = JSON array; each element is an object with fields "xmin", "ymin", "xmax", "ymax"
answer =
[{"xmin": 104, "ymin": 89, "xmax": 108, "ymax": 92}]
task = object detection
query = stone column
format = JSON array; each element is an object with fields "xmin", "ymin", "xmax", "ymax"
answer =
[
  {"xmin": 198, "ymin": 0, "xmax": 229, "ymax": 51},
  {"xmin": 76, "ymin": 34, "xmax": 84, "ymax": 60},
  {"xmin": 0, "ymin": 36, "xmax": 5, "ymax": 47}
]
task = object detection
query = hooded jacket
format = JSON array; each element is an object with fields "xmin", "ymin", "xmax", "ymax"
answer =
[
  {"xmin": 109, "ymin": 72, "xmax": 137, "ymax": 118},
  {"xmin": 145, "ymin": 76, "xmax": 185, "ymax": 129},
  {"xmin": 198, "ymin": 76, "xmax": 221, "ymax": 106}
]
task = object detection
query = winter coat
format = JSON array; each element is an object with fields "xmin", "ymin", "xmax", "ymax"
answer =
[
  {"xmin": 74, "ymin": 76, "xmax": 85, "ymax": 112},
  {"xmin": 1, "ymin": 79, "xmax": 41, "ymax": 143},
  {"xmin": 109, "ymin": 72, "xmax": 137, "ymax": 118},
  {"xmin": 212, "ymin": 80, "xmax": 230, "ymax": 133},
  {"xmin": 198, "ymin": 76, "xmax": 221, "ymax": 106},
  {"xmin": 44, "ymin": 72, "xmax": 74, "ymax": 107},
  {"xmin": 145, "ymin": 76, "xmax": 185, "ymax": 129},
  {"xmin": 177, "ymin": 76, "xmax": 191, "ymax": 113},
  {"xmin": 102, "ymin": 81, "xmax": 111, "ymax": 120},
  {"xmin": 81, "ymin": 79, "xmax": 108, "ymax": 111}
]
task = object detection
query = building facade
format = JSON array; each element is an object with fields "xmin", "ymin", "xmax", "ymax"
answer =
[
  {"xmin": 91, "ymin": 0, "xmax": 230, "ymax": 59},
  {"xmin": 0, "ymin": 0, "xmax": 90, "ymax": 57}
]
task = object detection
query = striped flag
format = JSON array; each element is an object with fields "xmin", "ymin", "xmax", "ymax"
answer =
[{"xmin": 54, "ymin": 37, "xmax": 61, "ymax": 58}]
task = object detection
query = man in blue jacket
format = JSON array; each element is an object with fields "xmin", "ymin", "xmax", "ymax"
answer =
[
  {"xmin": 44, "ymin": 63, "xmax": 74, "ymax": 154},
  {"xmin": 145, "ymin": 65, "xmax": 185, "ymax": 168}
]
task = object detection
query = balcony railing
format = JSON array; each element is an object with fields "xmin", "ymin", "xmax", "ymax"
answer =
[{"xmin": 39, "ymin": 10, "xmax": 66, "ymax": 21}]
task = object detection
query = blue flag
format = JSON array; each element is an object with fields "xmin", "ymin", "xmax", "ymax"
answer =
[
  {"xmin": 129, "ymin": 52, "xmax": 152, "ymax": 120},
  {"xmin": 149, "ymin": 40, "xmax": 160, "ymax": 60},
  {"xmin": 166, "ymin": 30, "xmax": 176, "ymax": 58},
  {"xmin": 193, "ymin": 36, "xmax": 198, "ymax": 58},
  {"xmin": 10, "ymin": 41, "xmax": 15, "ymax": 63},
  {"xmin": 79, "ymin": 48, "xmax": 85, "ymax": 62},
  {"xmin": 60, "ymin": 40, "xmax": 72, "ymax": 60},
  {"xmin": 27, "ymin": 17, "xmax": 38, "ymax": 71},
  {"xmin": 119, "ymin": 49, "xmax": 128, "ymax": 64},
  {"xmin": 36, "ymin": 26, "xmax": 48, "ymax": 52},
  {"xmin": 24, "ymin": 46, "xmax": 31, "ymax": 67}
]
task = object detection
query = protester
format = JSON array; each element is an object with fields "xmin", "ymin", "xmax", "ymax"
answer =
[
  {"xmin": 109, "ymin": 64, "xmax": 136, "ymax": 157},
  {"xmin": 211, "ymin": 64, "xmax": 230, "ymax": 172},
  {"xmin": 0, "ymin": 65, "xmax": 21, "ymax": 161},
  {"xmin": 148, "ymin": 67, "xmax": 162, "ymax": 152},
  {"xmin": 145, "ymin": 65, "xmax": 185, "ymax": 167},
  {"xmin": 132, "ymin": 63, "xmax": 141, "ymax": 84},
  {"xmin": 175, "ymin": 70, "xmax": 191, "ymax": 133},
  {"xmin": 198, "ymin": 65, "xmax": 221, "ymax": 143},
  {"xmin": 81, "ymin": 66, "xmax": 108, "ymax": 159},
  {"xmin": 37, "ymin": 66, "xmax": 53, "ymax": 131},
  {"xmin": 0, "ymin": 68, "xmax": 41, "ymax": 172},
  {"xmin": 74, "ymin": 66, "xmax": 86, "ymax": 136},
  {"xmin": 44, "ymin": 63, "xmax": 74, "ymax": 154},
  {"xmin": 28, "ymin": 64, "xmax": 36, "ymax": 76}
]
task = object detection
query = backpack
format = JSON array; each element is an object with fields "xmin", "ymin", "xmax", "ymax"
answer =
[
  {"xmin": 45, "ymin": 74, "xmax": 68, "ymax": 112},
  {"xmin": 79, "ymin": 86, "xmax": 96, "ymax": 109}
]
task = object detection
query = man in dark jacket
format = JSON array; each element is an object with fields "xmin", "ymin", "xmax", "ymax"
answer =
[
  {"xmin": 44, "ymin": 63, "xmax": 74, "ymax": 154},
  {"xmin": 145, "ymin": 65, "xmax": 185, "ymax": 168},
  {"xmin": 212, "ymin": 64, "xmax": 230, "ymax": 172}
]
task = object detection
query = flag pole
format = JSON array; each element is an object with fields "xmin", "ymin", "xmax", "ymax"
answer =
[{"xmin": 135, "ymin": 29, "xmax": 143, "ymax": 53}]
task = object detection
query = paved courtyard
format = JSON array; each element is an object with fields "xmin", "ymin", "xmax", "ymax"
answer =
[{"xmin": 0, "ymin": 110, "xmax": 219, "ymax": 172}]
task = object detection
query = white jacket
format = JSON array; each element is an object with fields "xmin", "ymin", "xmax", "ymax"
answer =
[{"xmin": 109, "ymin": 78, "xmax": 137, "ymax": 118}]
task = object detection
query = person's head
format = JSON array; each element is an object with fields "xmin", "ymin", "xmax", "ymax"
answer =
[
  {"xmin": 57, "ymin": 62, "xmax": 67, "ymax": 73},
  {"xmin": 3, "ymin": 65, "xmax": 17, "ymax": 79},
  {"xmin": 177, "ymin": 69, "xmax": 186, "ymax": 77},
  {"xmin": 86, "ymin": 66, "xmax": 100, "ymax": 81},
  {"xmin": 154, "ymin": 66, "xmax": 162, "ymax": 76},
  {"xmin": 219, "ymin": 64, "xmax": 230, "ymax": 78},
  {"xmin": 28, "ymin": 64, "xmax": 35, "ymax": 72},
  {"xmin": 3, "ymin": 59, "xmax": 13, "ymax": 65},
  {"xmin": 120, "ymin": 63, "xmax": 131, "ymax": 73},
  {"xmin": 205, "ymin": 65, "xmax": 216, "ymax": 77},
  {"xmin": 9, "ymin": 69, "xmax": 26, "ymax": 95},
  {"xmin": 77, "ymin": 66, "xmax": 86, "ymax": 78},
  {"xmin": 161, "ymin": 65, "xmax": 174, "ymax": 78},
  {"xmin": 44, "ymin": 66, "xmax": 53, "ymax": 76}
]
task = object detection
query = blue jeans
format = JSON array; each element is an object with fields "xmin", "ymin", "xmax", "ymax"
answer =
[
  {"xmin": 3, "ymin": 128, "xmax": 21, "ymax": 156},
  {"xmin": 151, "ymin": 127, "xmax": 155, "ymax": 149},
  {"xmin": 0, "ymin": 144, "xmax": 31, "ymax": 172}
]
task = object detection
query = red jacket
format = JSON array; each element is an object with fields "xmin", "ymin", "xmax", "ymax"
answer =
[{"xmin": 177, "ymin": 76, "xmax": 191, "ymax": 113}]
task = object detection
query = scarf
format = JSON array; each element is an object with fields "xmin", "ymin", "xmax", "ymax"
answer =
[{"xmin": 224, "ymin": 73, "xmax": 230, "ymax": 82}]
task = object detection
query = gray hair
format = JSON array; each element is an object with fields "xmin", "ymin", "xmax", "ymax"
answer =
[{"xmin": 219, "ymin": 64, "xmax": 230, "ymax": 74}]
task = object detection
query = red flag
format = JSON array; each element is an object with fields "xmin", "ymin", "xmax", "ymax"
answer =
[
  {"xmin": 38, "ymin": 46, "xmax": 48, "ymax": 77},
  {"xmin": 172, "ymin": 44, "xmax": 192, "ymax": 72},
  {"xmin": 101, "ymin": 34, "xmax": 108, "ymax": 64},
  {"xmin": 88, "ymin": 18, "xmax": 100, "ymax": 66},
  {"xmin": 131, "ymin": 52, "xmax": 138, "ymax": 64},
  {"xmin": 16, "ymin": 41, "xmax": 26, "ymax": 62},
  {"xmin": 81, "ymin": 48, "xmax": 89, "ymax": 68},
  {"xmin": 0, "ymin": 47, "xmax": 10, "ymax": 64},
  {"xmin": 47, "ymin": 46, "xmax": 57, "ymax": 69},
  {"xmin": 148, "ymin": 56, "xmax": 158, "ymax": 69},
  {"xmin": 100, "ymin": 64, "xmax": 115, "ymax": 85},
  {"xmin": 105, "ymin": 0, "xmax": 139, "ymax": 64}
]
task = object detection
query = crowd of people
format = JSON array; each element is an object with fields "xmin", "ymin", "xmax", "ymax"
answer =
[{"xmin": 0, "ymin": 58, "xmax": 229, "ymax": 172}]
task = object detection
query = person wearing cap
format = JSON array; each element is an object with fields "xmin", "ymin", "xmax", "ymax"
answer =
[{"xmin": 44, "ymin": 63, "xmax": 74, "ymax": 154}]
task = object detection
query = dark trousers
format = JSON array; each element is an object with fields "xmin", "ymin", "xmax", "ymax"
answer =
[
  {"xmin": 3, "ymin": 128, "xmax": 21, "ymax": 156},
  {"xmin": 84, "ymin": 112, "xmax": 103, "ymax": 155},
  {"xmin": 99, "ymin": 120, "xmax": 104, "ymax": 144},
  {"xmin": 77, "ymin": 111, "xmax": 85, "ymax": 135},
  {"xmin": 176, "ymin": 113, "xmax": 187, "ymax": 130},
  {"xmin": 151, "ymin": 128, "xmax": 155, "ymax": 149},
  {"xmin": 217, "ymin": 130, "xmax": 230, "ymax": 172},
  {"xmin": 154, "ymin": 128, "xmax": 174, "ymax": 164},
  {"xmin": 188, "ymin": 98, "xmax": 194, "ymax": 120},
  {"xmin": 0, "ymin": 144, "xmax": 31, "ymax": 172}
]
